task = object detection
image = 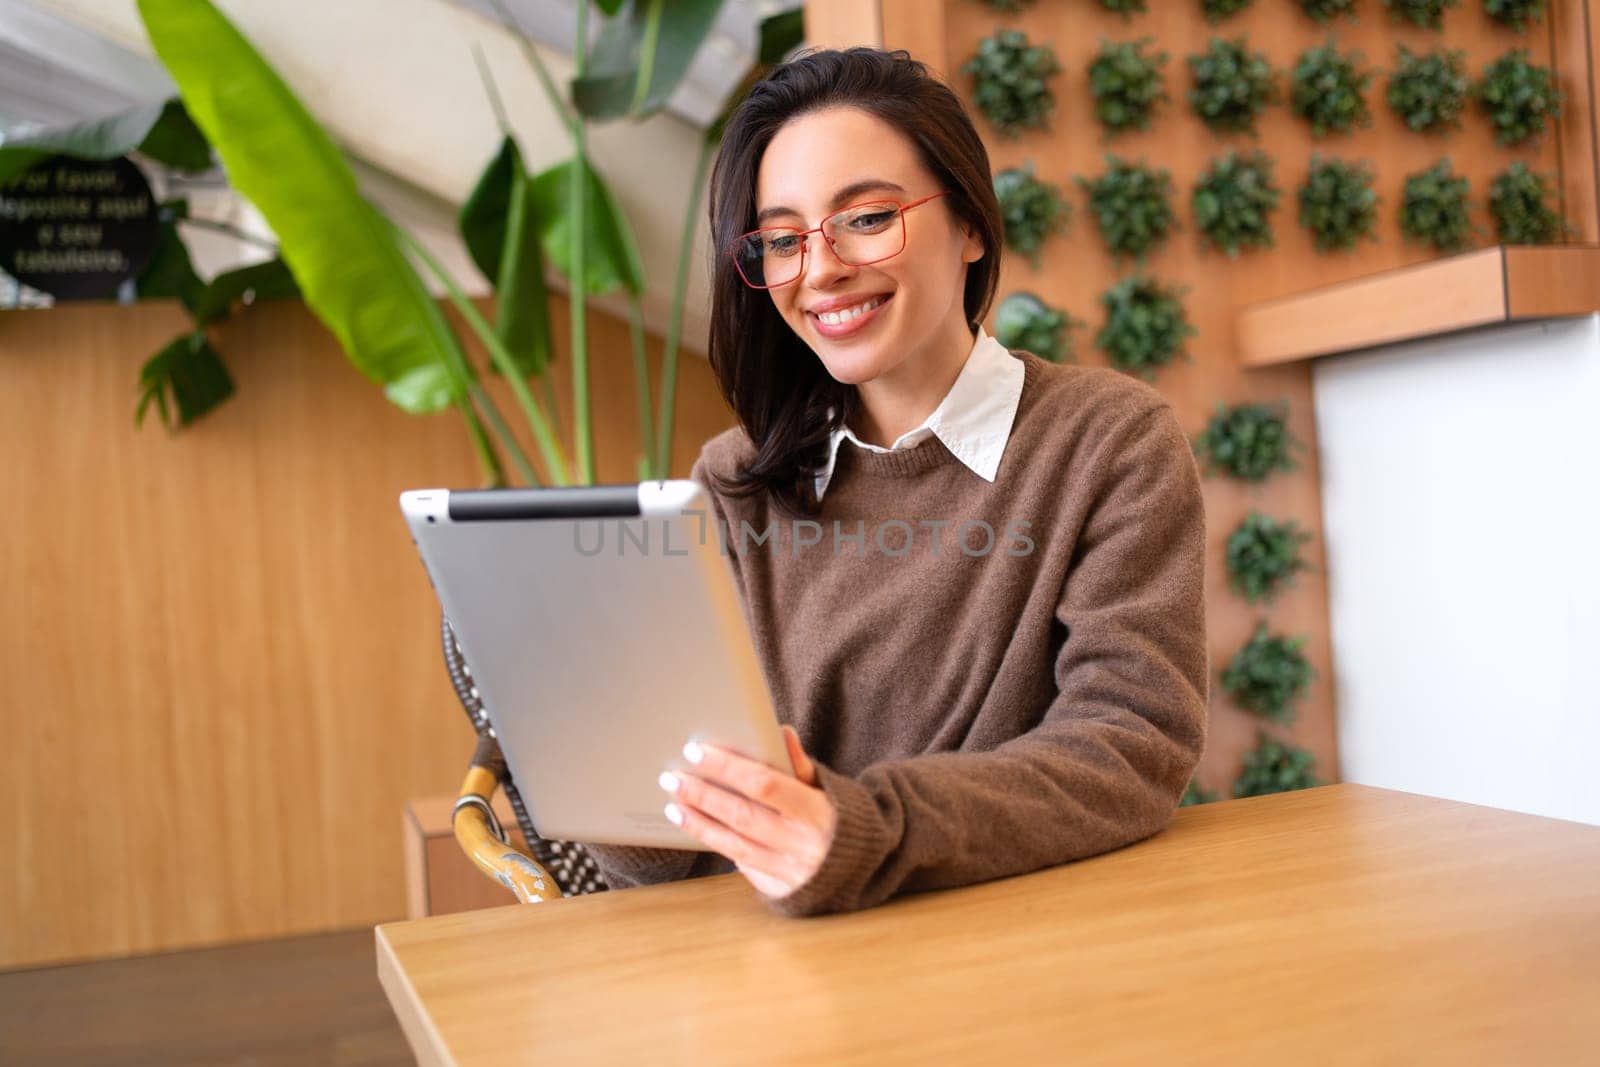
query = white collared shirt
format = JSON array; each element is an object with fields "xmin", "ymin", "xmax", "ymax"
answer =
[{"xmin": 814, "ymin": 323, "xmax": 1025, "ymax": 500}]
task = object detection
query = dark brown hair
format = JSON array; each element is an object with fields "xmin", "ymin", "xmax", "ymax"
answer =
[{"xmin": 703, "ymin": 46, "xmax": 1004, "ymax": 519}]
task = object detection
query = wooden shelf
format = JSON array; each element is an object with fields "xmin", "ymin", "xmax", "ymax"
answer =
[{"xmin": 1236, "ymin": 245, "xmax": 1600, "ymax": 368}]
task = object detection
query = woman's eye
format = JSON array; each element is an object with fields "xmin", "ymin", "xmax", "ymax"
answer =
[
  {"xmin": 847, "ymin": 211, "xmax": 893, "ymax": 231},
  {"xmin": 768, "ymin": 235, "xmax": 801, "ymax": 256}
]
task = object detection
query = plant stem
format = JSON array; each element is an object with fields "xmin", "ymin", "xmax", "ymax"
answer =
[
  {"xmin": 472, "ymin": 43, "xmax": 513, "ymax": 137},
  {"xmin": 456, "ymin": 393, "xmax": 508, "ymax": 487},
  {"xmin": 469, "ymin": 382, "xmax": 538, "ymax": 485},
  {"xmin": 399, "ymin": 225, "xmax": 572, "ymax": 484},
  {"xmin": 489, "ymin": 0, "xmax": 577, "ymax": 130},
  {"xmin": 657, "ymin": 133, "xmax": 715, "ymax": 476},
  {"xmin": 414, "ymin": 244, "xmax": 539, "ymax": 485},
  {"xmin": 631, "ymin": 0, "xmax": 663, "ymax": 115},
  {"xmin": 625, "ymin": 294, "xmax": 655, "ymax": 477},
  {"xmin": 415, "ymin": 268, "xmax": 537, "ymax": 484},
  {"xmin": 571, "ymin": 0, "xmax": 593, "ymax": 484},
  {"xmin": 538, "ymin": 371, "xmax": 565, "ymax": 445}
]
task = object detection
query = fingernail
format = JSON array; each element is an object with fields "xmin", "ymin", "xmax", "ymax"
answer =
[
  {"xmin": 663, "ymin": 802, "xmax": 683, "ymax": 825},
  {"xmin": 682, "ymin": 740, "xmax": 704, "ymax": 764},
  {"xmin": 658, "ymin": 771, "xmax": 680, "ymax": 793}
]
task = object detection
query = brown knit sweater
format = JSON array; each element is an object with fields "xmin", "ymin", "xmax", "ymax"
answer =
[{"xmin": 582, "ymin": 350, "xmax": 1209, "ymax": 917}]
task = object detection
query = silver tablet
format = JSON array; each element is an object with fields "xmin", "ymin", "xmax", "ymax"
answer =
[{"xmin": 400, "ymin": 480, "xmax": 791, "ymax": 850}]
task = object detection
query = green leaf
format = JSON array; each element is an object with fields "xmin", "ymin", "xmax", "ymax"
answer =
[
  {"xmin": 0, "ymin": 98, "xmax": 210, "ymax": 186},
  {"xmin": 131, "ymin": 99, "xmax": 213, "ymax": 171},
  {"xmin": 529, "ymin": 156, "xmax": 645, "ymax": 297},
  {"xmin": 1221, "ymin": 622, "xmax": 1317, "ymax": 722},
  {"xmin": 1095, "ymin": 274, "xmax": 1196, "ymax": 380},
  {"xmin": 190, "ymin": 257, "xmax": 299, "ymax": 324},
  {"xmin": 1077, "ymin": 155, "xmax": 1177, "ymax": 262},
  {"xmin": 1233, "ymin": 729, "xmax": 1320, "ymax": 797},
  {"xmin": 573, "ymin": 0, "xmax": 726, "ymax": 121},
  {"xmin": 459, "ymin": 137, "xmax": 554, "ymax": 377},
  {"xmin": 756, "ymin": 8, "xmax": 804, "ymax": 65},
  {"xmin": 1226, "ymin": 512, "xmax": 1314, "ymax": 603},
  {"xmin": 960, "ymin": 29, "xmax": 1062, "ymax": 139},
  {"xmin": 137, "ymin": 0, "xmax": 467, "ymax": 414},
  {"xmin": 136, "ymin": 218, "xmax": 206, "ymax": 311},
  {"xmin": 135, "ymin": 330, "xmax": 234, "ymax": 428},
  {"xmin": 994, "ymin": 162, "xmax": 1071, "ymax": 269},
  {"xmin": 994, "ymin": 291, "xmax": 1081, "ymax": 363},
  {"xmin": 1087, "ymin": 37, "xmax": 1169, "ymax": 137},
  {"xmin": 383, "ymin": 363, "xmax": 459, "ymax": 414},
  {"xmin": 704, "ymin": 7, "xmax": 805, "ymax": 145},
  {"xmin": 461, "ymin": 138, "xmax": 517, "ymax": 281}
]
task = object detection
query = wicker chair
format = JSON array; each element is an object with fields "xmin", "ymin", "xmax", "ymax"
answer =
[{"xmin": 440, "ymin": 613, "xmax": 609, "ymax": 903}]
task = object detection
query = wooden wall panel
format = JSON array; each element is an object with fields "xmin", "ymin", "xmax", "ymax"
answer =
[
  {"xmin": 1552, "ymin": 0, "xmax": 1600, "ymax": 241},
  {"xmin": 802, "ymin": 0, "xmax": 882, "ymax": 52},
  {"xmin": 875, "ymin": 2, "xmax": 1590, "ymax": 796},
  {"xmin": 0, "ymin": 296, "xmax": 733, "ymax": 969}
]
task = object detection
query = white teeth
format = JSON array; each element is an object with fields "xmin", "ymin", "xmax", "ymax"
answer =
[{"xmin": 818, "ymin": 295, "xmax": 885, "ymax": 326}]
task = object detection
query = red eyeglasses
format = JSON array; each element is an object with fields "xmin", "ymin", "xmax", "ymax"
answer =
[{"xmin": 727, "ymin": 191, "xmax": 951, "ymax": 290}]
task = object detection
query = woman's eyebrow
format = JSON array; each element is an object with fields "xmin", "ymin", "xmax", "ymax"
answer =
[{"xmin": 755, "ymin": 179, "xmax": 908, "ymax": 225}]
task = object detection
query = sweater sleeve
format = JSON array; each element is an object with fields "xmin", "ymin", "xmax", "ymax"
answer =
[
  {"xmin": 759, "ymin": 398, "xmax": 1209, "ymax": 918},
  {"xmin": 578, "ymin": 450, "xmax": 738, "ymax": 892}
]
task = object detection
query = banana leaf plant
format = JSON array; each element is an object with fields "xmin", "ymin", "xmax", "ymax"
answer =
[
  {"xmin": 132, "ymin": 0, "xmax": 800, "ymax": 486},
  {"xmin": 0, "ymin": 99, "xmax": 300, "ymax": 426},
  {"xmin": 464, "ymin": 0, "xmax": 802, "ymax": 481}
]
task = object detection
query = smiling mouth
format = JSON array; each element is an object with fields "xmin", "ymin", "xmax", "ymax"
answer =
[{"xmin": 809, "ymin": 292, "xmax": 893, "ymax": 336}]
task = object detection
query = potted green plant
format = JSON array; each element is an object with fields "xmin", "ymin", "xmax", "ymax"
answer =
[
  {"xmin": 1484, "ymin": 0, "xmax": 1546, "ymax": 31},
  {"xmin": 1222, "ymin": 622, "xmax": 1317, "ymax": 723},
  {"xmin": 0, "ymin": 99, "xmax": 300, "ymax": 427},
  {"xmin": 995, "ymin": 291, "xmax": 1081, "ymax": 364},
  {"xmin": 1202, "ymin": 0, "xmax": 1255, "ymax": 22},
  {"xmin": 1488, "ymin": 161, "xmax": 1570, "ymax": 244},
  {"xmin": 1386, "ymin": 46, "xmax": 1469, "ymax": 134},
  {"xmin": 1193, "ymin": 401, "xmax": 1301, "ymax": 482},
  {"xmin": 1383, "ymin": 0, "xmax": 1459, "ymax": 29},
  {"xmin": 1077, "ymin": 155, "xmax": 1178, "ymax": 262},
  {"xmin": 1233, "ymin": 730, "xmax": 1321, "ymax": 797},
  {"xmin": 962, "ymin": 29, "xmax": 1063, "ymax": 140},
  {"xmin": 1475, "ymin": 49, "xmax": 1562, "ymax": 146},
  {"xmin": 1187, "ymin": 37, "xmax": 1278, "ymax": 137},
  {"xmin": 1291, "ymin": 40, "xmax": 1374, "ymax": 137},
  {"xmin": 1094, "ymin": 275, "xmax": 1196, "ymax": 381},
  {"xmin": 1088, "ymin": 37, "xmax": 1170, "ymax": 138},
  {"xmin": 1100, "ymin": 0, "xmax": 1148, "ymax": 16},
  {"xmin": 1226, "ymin": 512, "xmax": 1313, "ymax": 603},
  {"xmin": 132, "ymin": 0, "xmax": 800, "ymax": 485},
  {"xmin": 1193, "ymin": 149, "xmax": 1282, "ymax": 257},
  {"xmin": 994, "ymin": 162, "xmax": 1072, "ymax": 269},
  {"xmin": 1399, "ymin": 158, "xmax": 1477, "ymax": 252},
  {"xmin": 1297, "ymin": 0, "xmax": 1358, "ymax": 23},
  {"xmin": 1299, "ymin": 155, "xmax": 1380, "ymax": 253}
]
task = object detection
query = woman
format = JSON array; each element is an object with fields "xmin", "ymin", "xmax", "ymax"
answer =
[{"xmin": 582, "ymin": 47, "xmax": 1208, "ymax": 918}]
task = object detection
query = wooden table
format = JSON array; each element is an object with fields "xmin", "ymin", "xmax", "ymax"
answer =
[{"xmin": 375, "ymin": 784, "xmax": 1600, "ymax": 1065}]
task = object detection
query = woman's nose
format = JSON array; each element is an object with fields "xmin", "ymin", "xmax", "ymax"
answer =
[{"xmin": 801, "ymin": 232, "xmax": 853, "ymax": 288}]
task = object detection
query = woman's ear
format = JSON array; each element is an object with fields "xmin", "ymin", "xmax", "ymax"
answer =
[{"xmin": 962, "ymin": 230, "xmax": 986, "ymax": 264}]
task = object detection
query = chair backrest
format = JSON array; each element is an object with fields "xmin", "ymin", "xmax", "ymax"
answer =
[{"xmin": 441, "ymin": 613, "xmax": 609, "ymax": 897}]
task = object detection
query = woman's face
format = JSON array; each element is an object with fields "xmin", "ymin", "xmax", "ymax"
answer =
[{"xmin": 752, "ymin": 106, "xmax": 985, "ymax": 387}]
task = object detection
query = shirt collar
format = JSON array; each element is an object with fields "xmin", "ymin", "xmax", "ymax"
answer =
[{"xmin": 814, "ymin": 323, "xmax": 1025, "ymax": 500}]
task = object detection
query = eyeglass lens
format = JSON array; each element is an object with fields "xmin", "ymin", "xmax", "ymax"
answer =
[{"xmin": 733, "ymin": 201, "xmax": 905, "ymax": 288}]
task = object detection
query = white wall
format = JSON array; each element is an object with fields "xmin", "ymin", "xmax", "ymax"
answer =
[{"xmin": 1314, "ymin": 314, "xmax": 1600, "ymax": 826}]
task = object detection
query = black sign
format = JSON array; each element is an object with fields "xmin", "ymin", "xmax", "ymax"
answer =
[{"xmin": 0, "ymin": 154, "xmax": 160, "ymax": 300}]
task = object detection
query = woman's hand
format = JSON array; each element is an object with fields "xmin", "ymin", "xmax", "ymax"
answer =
[{"xmin": 660, "ymin": 724, "xmax": 837, "ymax": 901}]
